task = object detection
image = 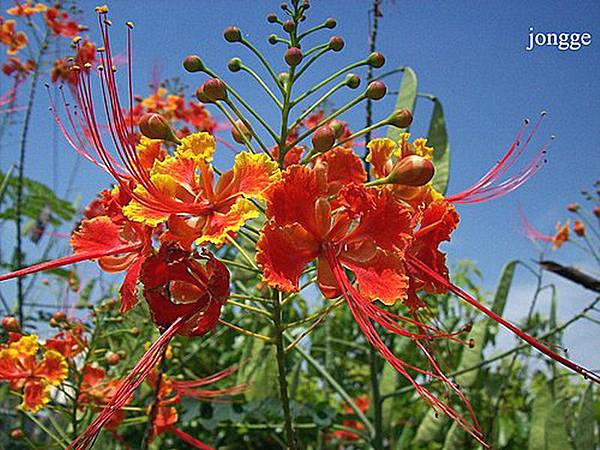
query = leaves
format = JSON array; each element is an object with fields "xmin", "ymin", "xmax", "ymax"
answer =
[
  {"xmin": 386, "ymin": 67, "xmax": 417, "ymax": 142},
  {"xmin": 427, "ymin": 99, "xmax": 451, "ymax": 195},
  {"xmin": 575, "ymin": 385, "xmax": 596, "ymax": 450}
]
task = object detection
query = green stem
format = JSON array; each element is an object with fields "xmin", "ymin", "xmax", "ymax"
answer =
[
  {"xmin": 369, "ymin": 346, "xmax": 384, "ymax": 450},
  {"xmin": 241, "ymin": 65, "xmax": 283, "ymax": 109}
]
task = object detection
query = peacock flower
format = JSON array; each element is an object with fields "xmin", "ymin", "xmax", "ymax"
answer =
[
  {"xmin": 0, "ymin": 189, "xmax": 154, "ymax": 313},
  {"xmin": 256, "ymin": 164, "xmax": 485, "ymax": 444},
  {"xmin": 122, "ymin": 134, "xmax": 280, "ymax": 246},
  {"xmin": 0, "ymin": 334, "xmax": 68, "ymax": 412},
  {"xmin": 51, "ymin": 38, "xmax": 97, "ymax": 86},
  {"xmin": 77, "ymin": 365, "xmax": 127, "ymax": 430},
  {"xmin": 2, "ymin": 55, "xmax": 35, "ymax": 80},
  {"xmin": 45, "ymin": 324, "xmax": 87, "ymax": 359},
  {"xmin": 7, "ymin": 1, "xmax": 48, "ymax": 17},
  {"xmin": 0, "ymin": 18, "xmax": 28, "ymax": 54},
  {"xmin": 44, "ymin": 7, "xmax": 84, "ymax": 37},
  {"xmin": 520, "ymin": 209, "xmax": 570, "ymax": 250}
]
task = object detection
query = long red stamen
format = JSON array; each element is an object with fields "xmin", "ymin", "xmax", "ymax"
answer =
[
  {"xmin": 324, "ymin": 248, "xmax": 489, "ymax": 448},
  {"xmin": 167, "ymin": 426, "xmax": 215, "ymax": 450},
  {"xmin": 171, "ymin": 365, "xmax": 240, "ymax": 389},
  {"xmin": 0, "ymin": 244, "xmax": 141, "ymax": 282},
  {"xmin": 67, "ymin": 317, "xmax": 186, "ymax": 450},
  {"xmin": 446, "ymin": 114, "xmax": 551, "ymax": 204},
  {"xmin": 408, "ymin": 256, "xmax": 600, "ymax": 384},
  {"xmin": 519, "ymin": 208, "xmax": 553, "ymax": 243}
]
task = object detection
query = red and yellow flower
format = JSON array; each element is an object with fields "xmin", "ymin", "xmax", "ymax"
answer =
[{"xmin": 0, "ymin": 334, "xmax": 68, "ymax": 412}]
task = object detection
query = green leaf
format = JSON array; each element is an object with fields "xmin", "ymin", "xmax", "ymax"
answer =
[
  {"xmin": 575, "ymin": 385, "xmax": 596, "ymax": 450},
  {"xmin": 545, "ymin": 400, "xmax": 573, "ymax": 450},
  {"xmin": 491, "ymin": 261, "xmax": 517, "ymax": 316},
  {"xmin": 386, "ymin": 67, "xmax": 417, "ymax": 142},
  {"xmin": 238, "ymin": 326, "xmax": 278, "ymax": 401},
  {"xmin": 442, "ymin": 421, "xmax": 466, "ymax": 450},
  {"xmin": 427, "ymin": 99, "xmax": 451, "ymax": 194},
  {"xmin": 455, "ymin": 319, "xmax": 488, "ymax": 388},
  {"xmin": 412, "ymin": 408, "xmax": 447, "ymax": 444}
]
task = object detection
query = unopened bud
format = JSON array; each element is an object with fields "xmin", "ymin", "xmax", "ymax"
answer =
[
  {"xmin": 224, "ymin": 26, "xmax": 242, "ymax": 43},
  {"xmin": 202, "ymin": 78, "xmax": 228, "ymax": 101},
  {"xmin": 268, "ymin": 34, "xmax": 278, "ymax": 45},
  {"xmin": 283, "ymin": 20, "xmax": 295, "ymax": 33},
  {"xmin": 574, "ymin": 220, "xmax": 586, "ymax": 237},
  {"xmin": 267, "ymin": 13, "xmax": 278, "ymax": 23},
  {"xmin": 131, "ymin": 327, "xmax": 141, "ymax": 337},
  {"xmin": 388, "ymin": 108, "xmax": 413, "ymax": 128},
  {"xmin": 366, "ymin": 80, "xmax": 387, "ymax": 100},
  {"xmin": 42, "ymin": 278, "xmax": 49, "ymax": 285},
  {"xmin": 10, "ymin": 429, "xmax": 24, "ymax": 440},
  {"xmin": 324, "ymin": 17, "xmax": 337, "ymax": 29},
  {"xmin": 329, "ymin": 120, "xmax": 344, "ymax": 139},
  {"xmin": 278, "ymin": 72, "xmax": 290, "ymax": 85},
  {"xmin": 195, "ymin": 85, "xmax": 211, "ymax": 103},
  {"xmin": 368, "ymin": 51, "xmax": 385, "ymax": 68},
  {"xmin": 345, "ymin": 73, "xmax": 360, "ymax": 89},
  {"xmin": 312, "ymin": 125, "xmax": 336, "ymax": 153},
  {"xmin": 2, "ymin": 316, "xmax": 20, "ymax": 332},
  {"xmin": 228, "ymin": 57, "xmax": 242, "ymax": 72},
  {"xmin": 387, "ymin": 155, "xmax": 434, "ymax": 186},
  {"xmin": 329, "ymin": 36, "xmax": 345, "ymax": 52},
  {"xmin": 105, "ymin": 351, "xmax": 120, "ymax": 365},
  {"xmin": 566, "ymin": 203, "xmax": 579, "ymax": 212},
  {"xmin": 53, "ymin": 311, "xmax": 67, "ymax": 322},
  {"xmin": 183, "ymin": 55, "xmax": 204, "ymax": 73},
  {"xmin": 139, "ymin": 113, "xmax": 179, "ymax": 143},
  {"xmin": 284, "ymin": 47, "xmax": 303, "ymax": 67},
  {"xmin": 231, "ymin": 120, "xmax": 253, "ymax": 144},
  {"xmin": 594, "ymin": 206, "xmax": 600, "ymax": 218}
]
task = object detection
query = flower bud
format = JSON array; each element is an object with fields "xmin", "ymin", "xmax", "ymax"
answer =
[
  {"xmin": 139, "ymin": 113, "xmax": 179, "ymax": 143},
  {"xmin": 53, "ymin": 311, "xmax": 67, "ymax": 322},
  {"xmin": 329, "ymin": 120, "xmax": 344, "ymax": 139},
  {"xmin": 131, "ymin": 327, "xmax": 141, "ymax": 337},
  {"xmin": 345, "ymin": 73, "xmax": 360, "ymax": 89},
  {"xmin": 368, "ymin": 51, "xmax": 385, "ymax": 68},
  {"xmin": 594, "ymin": 206, "xmax": 600, "ymax": 218},
  {"xmin": 183, "ymin": 55, "xmax": 204, "ymax": 73},
  {"xmin": 388, "ymin": 108, "xmax": 413, "ymax": 128},
  {"xmin": 268, "ymin": 34, "xmax": 278, "ymax": 45},
  {"xmin": 105, "ymin": 351, "xmax": 120, "ymax": 366},
  {"xmin": 365, "ymin": 80, "xmax": 387, "ymax": 100},
  {"xmin": 228, "ymin": 57, "xmax": 242, "ymax": 72},
  {"xmin": 387, "ymin": 155, "xmax": 434, "ymax": 186},
  {"xmin": 267, "ymin": 13, "xmax": 278, "ymax": 23},
  {"xmin": 41, "ymin": 278, "xmax": 49, "ymax": 285},
  {"xmin": 574, "ymin": 219, "xmax": 586, "ymax": 237},
  {"xmin": 324, "ymin": 17, "xmax": 337, "ymax": 29},
  {"xmin": 312, "ymin": 125, "xmax": 336, "ymax": 153},
  {"xmin": 284, "ymin": 47, "xmax": 303, "ymax": 67},
  {"xmin": 202, "ymin": 78, "xmax": 228, "ymax": 101},
  {"xmin": 223, "ymin": 26, "xmax": 241, "ymax": 43},
  {"xmin": 10, "ymin": 429, "xmax": 24, "ymax": 440},
  {"xmin": 566, "ymin": 203, "xmax": 579, "ymax": 212},
  {"xmin": 283, "ymin": 20, "xmax": 295, "ymax": 32},
  {"xmin": 2, "ymin": 316, "xmax": 20, "ymax": 332},
  {"xmin": 278, "ymin": 72, "xmax": 290, "ymax": 85},
  {"xmin": 329, "ymin": 36, "xmax": 345, "ymax": 52},
  {"xmin": 231, "ymin": 120, "xmax": 253, "ymax": 144}
]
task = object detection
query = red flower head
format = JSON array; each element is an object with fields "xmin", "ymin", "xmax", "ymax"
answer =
[
  {"xmin": 45, "ymin": 324, "xmax": 87, "ymax": 359},
  {"xmin": 0, "ymin": 17, "xmax": 28, "ymax": 54},
  {"xmin": 140, "ymin": 243, "xmax": 230, "ymax": 336},
  {"xmin": 45, "ymin": 7, "xmax": 84, "ymax": 37},
  {"xmin": 2, "ymin": 56, "xmax": 35, "ymax": 80},
  {"xmin": 77, "ymin": 365, "xmax": 126, "ymax": 429}
]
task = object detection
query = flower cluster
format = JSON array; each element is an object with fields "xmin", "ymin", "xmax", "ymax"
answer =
[{"xmin": 0, "ymin": 3, "xmax": 598, "ymax": 449}]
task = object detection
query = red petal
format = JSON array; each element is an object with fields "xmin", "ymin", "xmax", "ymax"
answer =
[{"xmin": 119, "ymin": 256, "xmax": 145, "ymax": 313}]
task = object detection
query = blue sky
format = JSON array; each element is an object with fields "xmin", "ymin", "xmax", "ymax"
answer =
[{"xmin": 1, "ymin": 1, "xmax": 599, "ymax": 362}]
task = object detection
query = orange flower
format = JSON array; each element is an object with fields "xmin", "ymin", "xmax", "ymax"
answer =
[
  {"xmin": 45, "ymin": 325, "xmax": 87, "ymax": 358},
  {"xmin": 552, "ymin": 221, "xmax": 570, "ymax": 249},
  {"xmin": 78, "ymin": 365, "xmax": 126, "ymax": 429},
  {"xmin": 0, "ymin": 334, "xmax": 67, "ymax": 412},
  {"xmin": 0, "ymin": 18, "xmax": 28, "ymax": 54},
  {"xmin": 2, "ymin": 55, "xmax": 35, "ymax": 79},
  {"xmin": 330, "ymin": 395, "xmax": 369, "ymax": 442},
  {"xmin": 44, "ymin": 7, "xmax": 83, "ymax": 37},
  {"xmin": 7, "ymin": 1, "xmax": 48, "ymax": 17},
  {"xmin": 51, "ymin": 39, "xmax": 96, "ymax": 85}
]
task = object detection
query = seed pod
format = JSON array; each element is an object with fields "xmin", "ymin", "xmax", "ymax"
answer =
[
  {"xmin": 231, "ymin": 120, "xmax": 253, "ymax": 144},
  {"xmin": 183, "ymin": 55, "xmax": 204, "ymax": 73},
  {"xmin": 312, "ymin": 125, "xmax": 336, "ymax": 153},
  {"xmin": 387, "ymin": 155, "xmax": 434, "ymax": 186},
  {"xmin": 223, "ymin": 26, "xmax": 242, "ymax": 43},
  {"xmin": 329, "ymin": 36, "xmax": 344, "ymax": 52},
  {"xmin": 284, "ymin": 47, "xmax": 303, "ymax": 67},
  {"xmin": 367, "ymin": 51, "xmax": 385, "ymax": 68},
  {"xmin": 388, "ymin": 108, "xmax": 413, "ymax": 128},
  {"xmin": 365, "ymin": 81, "xmax": 387, "ymax": 100},
  {"xmin": 138, "ymin": 113, "xmax": 179, "ymax": 143}
]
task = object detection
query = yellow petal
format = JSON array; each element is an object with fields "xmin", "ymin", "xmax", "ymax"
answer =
[{"xmin": 176, "ymin": 132, "xmax": 215, "ymax": 162}]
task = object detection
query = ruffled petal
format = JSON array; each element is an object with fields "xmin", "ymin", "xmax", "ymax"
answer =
[
  {"xmin": 21, "ymin": 380, "xmax": 50, "ymax": 412},
  {"xmin": 230, "ymin": 152, "xmax": 281, "ymax": 199},
  {"xmin": 70, "ymin": 216, "xmax": 129, "ymax": 254},
  {"xmin": 319, "ymin": 147, "xmax": 367, "ymax": 194},
  {"xmin": 35, "ymin": 350, "xmax": 68, "ymax": 386},
  {"xmin": 197, "ymin": 197, "xmax": 259, "ymax": 246},
  {"xmin": 175, "ymin": 132, "xmax": 215, "ymax": 162},
  {"xmin": 119, "ymin": 256, "xmax": 145, "ymax": 313},
  {"xmin": 366, "ymin": 138, "xmax": 396, "ymax": 179},
  {"xmin": 256, "ymin": 222, "xmax": 320, "ymax": 292}
]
